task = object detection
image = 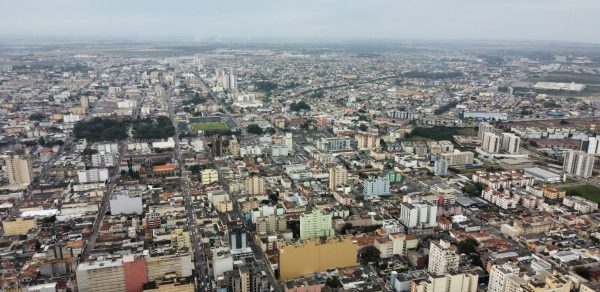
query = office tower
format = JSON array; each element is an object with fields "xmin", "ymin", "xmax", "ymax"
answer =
[
  {"xmin": 300, "ymin": 208, "xmax": 334, "ymax": 240},
  {"xmin": 244, "ymin": 175, "xmax": 265, "ymax": 195},
  {"xmin": 434, "ymin": 159, "xmax": 449, "ymax": 176},
  {"xmin": 362, "ymin": 177, "xmax": 391, "ymax": 196},
  {"xmin": 399, "ymin": 202, "xmax": 438, "ymax": 228},
  {"xmin": 328, "ymin": 164, "xmax": 348, "ymax": 191},
  {"xmin": 482, "ymin": 132, "xmax": 501, "ymax": 153},
  {"xmin": 80, "ymin": 95, "xmax": 90, "ymax": 108},
  {"xmin": 501, "ymin": 133, "xmax": 521, "ymax": 154},
  {"xmin": 487, "ymin": 263, "xmax": 520, "ymax": 292},
  {"xmin": 428, "ymin": 239, "xmax": 460, "ymax": 276},
  {"xmin": 563, "ymin": 150, "xmax": 595, "ymax": 178},
  {"xmin": 278, "ymin": 237, "xmax": 357, "ymax": 280},
  {"xmin": 3, "ymin": 155, "xmax": 33, "ymax": 185},
  {"xmin": 478, "ymin": 122, "xmax": 495, "ymax": 139}
]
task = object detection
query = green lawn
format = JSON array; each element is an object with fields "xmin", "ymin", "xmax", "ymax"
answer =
[
  {"xmin": 561, "ymin": 184, "xmax": 600, "ymax": 203},
  {"xmin": 191, "ymin": 122, "xmax": 228, "ymax": 132}
]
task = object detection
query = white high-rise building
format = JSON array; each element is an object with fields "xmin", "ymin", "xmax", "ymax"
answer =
[
  {"xmin": 487, "ymin": 263, "xmax": 520, "ymax": 292},
  {"xmin": 478, "ymin": 122, "xmax": 495, "ymax": 139},
  {"xmin": 399, "ymin": 202, "xmax": 438, "ymax": 228},
  {"xmin": 501, "ymin": 133, "xmax": 521, "ymax": 154},
  {"xmin": 427, "ymin": 239, "xmax": 459, "ymax": 276},
  {"xmin": 563, "ymin": 150, "xmax": 595, "ymax": 178},
  {"xmin": 482, "ymin": 132, "xmax": 501, "ymax": 153},
  {"xmin": 583, "ymin": 136, "xmax": 600, "ymax": 155},
  {"xmin": 223, "ymin": 74, "xmax": 237, "ymax": 90}
]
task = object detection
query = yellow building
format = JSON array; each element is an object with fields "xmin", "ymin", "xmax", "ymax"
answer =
[
  {"xmin": 143, "ymin": 276, "xmax": 194, "ymax": 292},
  {"xmin": 200, "ymin": 169, "xmax": 219, "ymax": 185},
  {"xmin": 2, "ymin": 218, "xmax": 36, "ymax": 236},
  {"xmin": 279, "ymin": 236, "xmax": 357, "ymax": 280},
  {"xmin": 170, "ymin": 229, "xmax": 191, "ymax": 250},
  {"xmin": 244, "ymin": 175, "xmax": 266, "ymax": 195},
  {"xmin": 541, "ymin": 186, "xmax": 566, "ymax": 199},
  {"xmin": 3, "ymin": 155, "xmax": 33, "ymax": 185}
]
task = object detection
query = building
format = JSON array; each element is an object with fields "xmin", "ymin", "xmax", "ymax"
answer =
[
  {"xmin": 201, "ymin": 169, "xmax": 219, "ymax": 185},
  {"xmin": 256, "ymin": 214, "xmax": 287, "ymax": 235},
  {"xmin": 411, "ymin": 272, "xmax": 479, "ymax": 292},
  {"xmin": 2, "ymin": 218, "xmax": 36, "ymax": 236},
  {"xmin": 223, "ymin": 74, "xmax": 237, "ymax": 90},
  {"xmin": 362, "ymin": 177, "xmax": 390, "ymax": 196},
  {"xmin": 110, "ymin": 190, "xmax": 143, "ymax": 215},
  {"xmin": 433, "ymin": 159, "xmax": 448, "ymax": 176},
  {"xmin": 581, "ymin": 135, "xmax": 600, "ymax": 155},
  {"xmin": 440, "ymin": 151, "xmax": 474, "ymax": 166},
  {"xmin": 478, "ymin": 122, "xmax": 495, "ymax": 139},
  {"xmin": 300, "ymin": 208, "xmax": 334, "ymax": 240},
  {"xmin": 80, "ymin": 95, "xmax": 90, "ymax": 108},
  {"xmin": 501, "ymin": 133, "xmax": 521, "ymax": 154},
  {"xmin": 355, "ymin": 132, "xmax": 380, "ymax": 150},
  {"xmin": 427, "ymin": 240, "xmax": 459, "ymax": 276},
  {"xmin": 482, "ymin": 132, "xmax": 501, "ymax": 153},
  {"xmin": 3, "ymin": 155, "xmax": 33, "ymax": 185},
  {"xmin": 562, "ymin": 196, "xmax": 598, "ymax": 213},
  {"xmin": 244, "ymin": 175, "xmax": 266, "ymax": 196},
  {"xmin": 487, "ymin": 263, "xmax": 520, "ymax": 292},
  {"xmin": 278, "ymin": 237, "xmax": 357, "ymax": 280},
  {"xmin": 77, "ymin": 168, "xmax": 109, "ymax": 183},
  {"xmin": 399, "ymin": 202, "xmax": 438, "ymax": 229},
  {"xmin": 563, "ymin": 150, "xmax": 595, "ymax": 178},
  {"xmin": 523, "ymin": 167, "xmax": 561, "ymax": 183},
  {"xmin": 316, "ymin": 137, "xmax": 353, "ymax": 152},
  {"xmin": 328, "ymin": 164, "xmax": 348, "ymax": 191},
  {"xmin": 143, "ymin": 276, "xmax": 194, "ymax": 292},
  {"xmin": 219, "ymin": 265, "xmax": 270, "ymax": 292},
  {"xmin": 373, "ymin": 233, "xmax": 418, "ymax": 258}
]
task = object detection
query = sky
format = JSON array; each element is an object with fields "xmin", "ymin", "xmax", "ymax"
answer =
[{"xmin": 1, "ymin": 0, "xmax": 599, "ymax": 43}]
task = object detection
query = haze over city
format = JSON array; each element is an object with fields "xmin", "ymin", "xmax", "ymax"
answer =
[{"xmin": 1, "ymin": 0, "xmax": 600, "ymax": 43}]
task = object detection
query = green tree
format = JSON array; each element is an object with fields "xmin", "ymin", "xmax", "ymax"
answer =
[
  {"xmin": 246, "ymin": 124, "xmax": 264, "ymax": 135},
  {"xmin": 360, "ymin": 246, "xmax": 381, "ymax": 263}
]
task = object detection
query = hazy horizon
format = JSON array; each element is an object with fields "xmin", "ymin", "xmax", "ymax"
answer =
[{"xmin": 1, "ymin": 0, "xmax": 600, "ymax": 44}]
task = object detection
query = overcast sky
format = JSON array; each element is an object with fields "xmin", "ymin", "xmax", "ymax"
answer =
[{"xmin": 1, "ymin": 0, "xmax": 599, "ymax": 43}]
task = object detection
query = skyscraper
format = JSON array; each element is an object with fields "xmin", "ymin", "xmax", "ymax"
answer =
[
  {"xmin": 3, "ymin": 155, "xmax": 33, "ymax": 185},
  {"xmin": 328, "ymin": 164, "xmax": 348, "ymax": 191},
  {"xmin": 563, "ymin": 150, "xmax": 595, "ymax": 178},
  {"xmin": 427, "ymin": 239, "xmax": 459, "ymax": 276}
]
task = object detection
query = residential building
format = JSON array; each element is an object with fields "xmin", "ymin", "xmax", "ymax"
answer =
[
  {"xmin": 300, "ymin": 208, "xmax": 334, "ymax": 240},
  {"xmin": 328, "ymin": 164, "xmax": 348, "ymax": 191},
  {"xmin": 362, "ymin": 177, "xmax": 390, "ymax": 196},
  {"xmin": 373, "ymin": 233, "xmax": 418, "ymax": 258},
  {"xmin": 201, "ymin": 169, "xmax": 219, "ymax": 185},
  {"xmin": 3, "ymin": 155, "xmax": 33, "ymax": 185},
  {"xmin": 487, "ymin": 263, "xmax": 520, "ymax": 292},
  {"xmin": 399, "ymin": 202, "xmax": 438, "ymax": 228},
  {"xmin": 501, "ymin": 133, "xmax": 521, "ymax": 154},
  {"xmin": 482, "ymin": 132, "xmax": 501, "ymax": 153},
  {"xmin": 478, "ymin": 122, "xmax": 495, "ymax": 139},
  {"xmin": 563, "ymin": 150, "xmax": 595, "ymax": 178},
  {"xmin": 433, "ymin": 159, "xmax": 448, "ymax": 176},
  {"xmin": 411, "ymin": 272, "xmax": 479, "ymax": 292},
  {"xmin": 440, "ymin": 151, "xmax": 474, "ymax": 165},
  {"xmin": 244, "ymin": 175, "xmax": 266, "ymax": 195},
  {"xmin": 355, "ymin": 131, "xmax": 380, "ymax": 150},
  {"xmin": 562, "ymin": 196, "xmax": 598, "ymax": 213},
  {"xmin": 428, "ymin": 240, "xmax": 459, "ymax": 276}
]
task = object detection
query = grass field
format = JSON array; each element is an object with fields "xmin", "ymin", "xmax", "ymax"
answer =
[
  {"xmin": 191, "ymin": 122, "xmax": 228, "ymax": 132},
  {"xmin": 561, "ymin": 184, "xmax": 600, "ymax": 203}
]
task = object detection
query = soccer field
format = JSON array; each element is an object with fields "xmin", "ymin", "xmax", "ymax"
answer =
[{"xmin": 191, "ymin": 122, "xmax": 229, "ymax": 132}]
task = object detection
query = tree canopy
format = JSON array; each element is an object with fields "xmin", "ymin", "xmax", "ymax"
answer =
[
  {"xmin": 132, "ymin": 116, "xmax": 175, "ymax": 140},
  {"xmin": 290, "ymin": 101, "xmax": 311, "ymax": 111},
  {"xmin": 74, "ymin": 117, "xmax": 128, "ymax": 142}
]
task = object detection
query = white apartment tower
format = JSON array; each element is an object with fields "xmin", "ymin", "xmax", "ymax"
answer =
[
  {"xmin": 487, "ymin": 263, "xmax": 520, "ymax": 292},
  {"xmin": 482, "ymin": 132, "xmax": 501, "ymax": 153},
  {"xmin": 428, "ymin": 239, "xmax": 460, "ymax": 276},
  {"xmin": 478, "ymin": 122, "xmax": 495, "ymax": 139},
  {"xmin": 501, "ymin": 133, "xmax": 521, "ymax": 154},
  {"xmin": 563, "ymin": 150, "xmax": 595, "ymax": 178}
]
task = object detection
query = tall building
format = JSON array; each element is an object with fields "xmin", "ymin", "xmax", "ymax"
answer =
[
  {"xmin": 487, "ymin": 263, "xmax": 520, "ymax": 292},
  {"xmin": 362, "ymin": 177, "xmax": 390, "ymax": 196},
  {"xmin": 478, "ymin": 122, "xmax": 495, "ymax": 139},
  {"xmin": 278, "ymin": 237, "xmax": 357, "ymax": 280},
  {"xmin": 501, "ymin": 133, "xmax": 521, "ymax": 154},
  {"xmin": 80, "ymin": 95, "xmax": 90, "ymax": 108},
  {"xmin": 440, "ymin": 151, "xmax": 474, "ymax": 166},
  {"xmin": 563, "ymin": 150, "xmax": 595, "ymax": 178},
  {"xmin": 223, "ymin": 74, "xmax": 237, "ymax": 90},
  {"xmin": 229, "ymin": 137, "xmax": 240, "ymax": 157},
  {"xmin": 201, "ymin": 169, "xmax": 219, "ymax": 185},
  {"xmin": 434, "ymin": 159, "xmax": 448, "ymax": 176},
  {"xmin": 411, "ymin": 272, "xmax": 479, "ymax": 292},
  {"xmin": 427, "ymin": 240, "xmax": 459, "ymax": 276},
  {"xmin": 300, "ymin": 208, "xmax": 334, "ymax": 240},
  {"xmin": 244, "ymin": 175, "xmax": 266, "ymax": 195},
  {"xmin": 482, "ymin": 132, "xmax": 501, "ymax": 153},
  {"xmin": 328, "ymin": 164, "xmax": 348, "ymax": 191},
  {"xmin": 3, "ymin": 155, "xmax": 33, "ymax": 185},
  {"xmin": 219, "ymin": 264, "xmax": 270, "ymax": 292},
  {"xmin": 355, "ymin": 132, "xmax": 380, "ymax": 150},
  {"xmin": 399, "ymin": 202, "xmax": 438, "ymax": 228},
  {"xmin": 581, "ymin": 136, "xmax": 600, "ymax": 155}
]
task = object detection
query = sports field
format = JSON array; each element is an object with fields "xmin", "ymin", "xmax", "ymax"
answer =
[{"xmin": 191, "ymin": 122, "xmax": 228, "ymax": 132}]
